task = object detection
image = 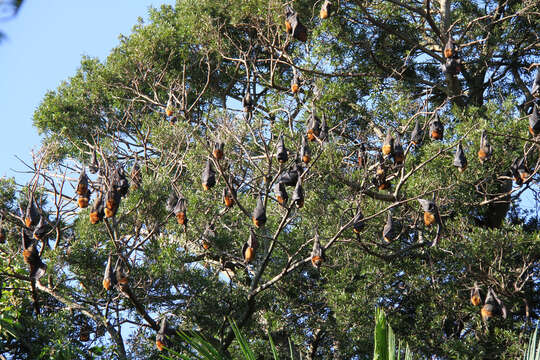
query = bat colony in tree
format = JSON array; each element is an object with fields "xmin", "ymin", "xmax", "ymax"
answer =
[{"xmin": 3, "ymin": 1, "xmax": 539, "ymax": 357}]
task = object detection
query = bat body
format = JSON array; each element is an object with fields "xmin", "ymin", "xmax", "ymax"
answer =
[
  {"xmin": 131, "ymin": 161, "xmax": 142, "ymax": 189},
  {"xmin": 430, "ymin": 115, "xmax": 444, "ymax": 140},
  {"xmin": 202, "ymin": 159, "xmax": 216, "ymax": 190},
  {"xmin": 276, "ymin": 134, "xmax": 289, "ymax": 163},
  {"xmin": 352, "ymin": 211, "xmax": 364, "ymax": 233},
  {"xmin": 90, "ymin": 192, "xmax": 105, "ymax": 224},
  {"xmin": 22, "ymin": 230, "xmax": 47, "ymax": 280},
  {"xmin": 242, "ymin": 230, "xmax": 258, "ymax": 263},
  {"xmin": 411, "ymin": 119, "xmax": 423, "ymax": 146},
  {"xmin": 382, "ymin": 212, "xmax": 397, "ymax": 242},
  {"xmin": 285, "ymin": 6, "xmax": 307, "ymax": 42},
  {"xmin": 307, "ymin": 113, "xmax": 320, "ymax": 141},
  {"xmin": 274, "ymin": 182, "xmax": 288, "ymax": 206},
  {"xmin": 25, "ymin": 198, "xmax": 39, "ymax": 228},
  {"xmin": 291, "ymin": 179, "xmax": 304, "ymax": 208},
  {"xmin": 301, "ymin": 136, "xmax": 311, "ymax": 164},
  {"xmin": 243, "ymin": 91, "xmax": 253, "ymax": 113},
  {"xmin": 252, "ymin": 197, "xmax": 267, "ymax": 228},
  {"xmin": 393, "ymin": 136, "xmax": 404, "ymax": 165},
  {"xmin": 320, "ymin": 0, "xmax": 332, "ymax": 19},
  {"xmin": 453, "ymin": 143, "xmax": 467, "ymax": 172},
  {"xmin": 418, "ymin": 198, "xmax": 439, "ymax": 227},
  {"xmin": 279, "ymin": 164, "xmax": 301, "ymax": 186},
  {"xmin": 481, "ymin": 288, "xmax": 506, "ymax": 321},
  {"xmin": 213, "ymin": 141, "xmax": 224, "ymax": 160},
  {"xmin": 105, "ymin": 189, "xmax": 121, "ymax": 218},
  {"xmin": 471, "ymin": 283, "xmax": 481, "ymax": 306},
  {"xmin": 223, "ymin": 187, "xmax": 236, "ymax": 208},
  {"xmin": 156, "ymin": 317, "xmax": 168, "ymax": 351},
  {"xmin": 382, "ymin": 132, "xmax": 394, "ymax": 156},
  {"xmin": 358, "ymin": 144, "xmax": 366, "ymax": 168},
  {"xmin": 478, "ymin": 131, "xmax": 492, "ymax": 164},
  {"xmin": 531, "ymin": 70, "xmax": 540, "ymax": 97},
  {"xmin": 529, "ymin": 104, "xmax": 540, "ymax": 136},
  {"xmin": 311, "ymin": 234, "xmax": 324, "ymax": 269},
  {"xmin": 173, "ymin": 194, "xmax": 188, "ymax": 226}
]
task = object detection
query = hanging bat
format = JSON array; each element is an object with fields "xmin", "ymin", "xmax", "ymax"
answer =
[
  {"xmin": 279, "ymin": 163, "xmax": 301, "ymax": 186},
  {"xmin": 242, "ymin": 229, "xmax": 258, "ymax": 263},
  {"xmin": 529, "ymin": 103, "xmax": 540, "ymax": 136},
  {"xmin": 444, "ymin": 37, "xmax": 457, "ymax": 58},
  {"xmin": 285, "ymin": 6, "xmax": 307, "ymax": 42},
  {"xmin": 478, "ymin": 130, "xmax": 492, "ymax": 164},
  {"xmin": 382, "ymin": 131, "xmax": 394, "ymax": 156},
  {"xmin": 202, "ymin": 159, "xmax": 216, "ymax": 190},
  {"xmin": 103, "ymin": 256, "xmax": 116, "ymax": 291},
  {"xmin": 22, "ymin": 232, "xmax": 46, "ymax": 280},
  {"xmin": 77, "ymin": 168, "xmax": 90, "ymax": 208},
  {"xmin": 79, "ymin": 323, "xmax": 91, "ymax": 342},
  {"xmin": 352, "ymin": 210, "xmax": 365, "ymax": 234},
  {"xmin": 515, "ymin": 158, "xmax": 530, "ymax": 183},
  {"xmin": 21, "ymin": 229, "xmax": 47, "ymax": 280},
  {"xmin": 213, "ymin": 141, "xmax": 224, "ymax": 160},
  {"xmin": 32, "ymin": 216, "xmax": 48, "ymax": 241},
  {"xmin": 76, "ymin": 168, "xmax": 89, "ymax": 196},
  {"xmin": 311, "ymin": 233, "xmax": 324, "ymax": 269},
  {"xmin": 319, "ymin": 0, "xmax": 333, "ymax": 19},
  {"xmin": 274, "ymin": 182, "xmax": 288, "ymax": 206},
  {"xmin": 429, "ymin": 114, "xmax": 444, "ymax": 140},
  {"xmin": 156, "ymin": 316, "xmax": 168, "ymax": 351},
  {"xmin": 393, "ymin": 136, "xmax": 404, "ymax": 165},
  {"xmin": 112, "ymin": 167, "xmax": 130, "ymax": 197},
  {"xmin": 0, "ymin": 219, "xmax": 5, "ymax": 244},
  {"xmin": 223, "ymin": 187, "xmax": 236, "ymax": 208},
  {"xmin": 89, "ymin": 149, "xmax": 99, "ymax": 174},
  {"xmin": 173, "ymin": 193, "xmax": 188, "ymax": 226},
  {"xmin": 471, "ymin": 282, "xmax": 482, "ymax": 306},
  {"xmin": 531, "ymin": 70, "xmax": 540, "ymax": 97},
  {"xmin": 252, "ymin": 196, "xmax": 267, "ymax": 228},
  {"xmin": 276, "ymin": 134, "xmax": 289, "ymax": 163},
  {"xmin": 291, "ymin": 72, "xmax": 300, "ymax": 94},
  {"xmin": 319, "ymin": 115, "xmax": 328, "ymax": 141},
  {"xmin": 418, "ymin": 198, "xmax": 440, "ymax": 227},
  {"xmin": 442, "ymin": 57, "xmax": 462, "ymax": 76},
  {"xmin": 410, "ymin": 119, "xmax": 423, "ymax": 146},
  {"xmin": 104, "ymin": 189, "xmax": 121, "ymax": 218},
  {"xmin": 374, "ymin": 156, "xmax": 391, "ymax": 191},
  {"xmin": 130, "ymin": 160, "xmax": 142, "ymax": 190},
  {"xmin": 166, "ymin": 190, "xmax": 178, "ymax": 213},
  {"xmin": 382, "ymin": 212, "xmax": 397, "ymax": 243},
  {"xmin": 453, "ymin": 143, "xmax": 467, "ymax": 172},
  {"xmin": 24, "ymin": 197, "xmax": 39, "ymax": 228},
  {"xmin": 291, "ymin": 179, "xmax": 304, "ymax": 208},
  {"xmin": 418, "ymin": 197, "xmax": 443, "ymax": 246},
  {"xmin": 90, "ymin": 191, "xmax": 105, "ymax": 224},
  {"xmin": 243, "ymin": 90, "xmax": 253, "ymax": 113},
  {"xmin": 115, "ymin": 261, "xmax": 129, "ymax": 288},
  {"xmin": 481, "ymin": 288, "xmax": 507, "ymax": 321},
  {"xmin": 357, "ymin": 143, "xmax": 366, "ymax": 168},
  {"xmin": 510, "ymin": 158, "xmax": 529, "ymax": 186},
  {"xmin": 301, "ymin": 136, "xmax": 311, "ymax": 164},
  {"xmin": 307, "ymin": 112, "xmax": 321, "ymax": 141},
  {"xmin": 165, "ymin": 98, "xmax": 174, "ymax": 117},
  {"xmin": 202, "ymin": 224, "xmax": 215, "ymax": 250}
]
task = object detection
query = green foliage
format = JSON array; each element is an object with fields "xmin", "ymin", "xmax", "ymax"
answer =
[{"xmin": 2, "ymin": 0, "xmax": 540, "ymax": 359}]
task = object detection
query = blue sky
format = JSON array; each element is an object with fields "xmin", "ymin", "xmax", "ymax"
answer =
[{"xmin": 0, "ymin": 0, "xmax": 175, "ymax": 182}]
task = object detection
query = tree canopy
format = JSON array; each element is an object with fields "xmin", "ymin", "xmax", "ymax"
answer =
[{"xmin": 1, "ymin": 0, "xmax": 539, "ymax": 359}]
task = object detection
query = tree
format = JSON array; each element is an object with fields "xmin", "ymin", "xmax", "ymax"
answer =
[
  {"xmin": 1, "ymin": 0, "xmax": 539, "ymax": 358},
  {"xmin": 0, "ymin": 0, "xmax": 24, "ymax": 43}
]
